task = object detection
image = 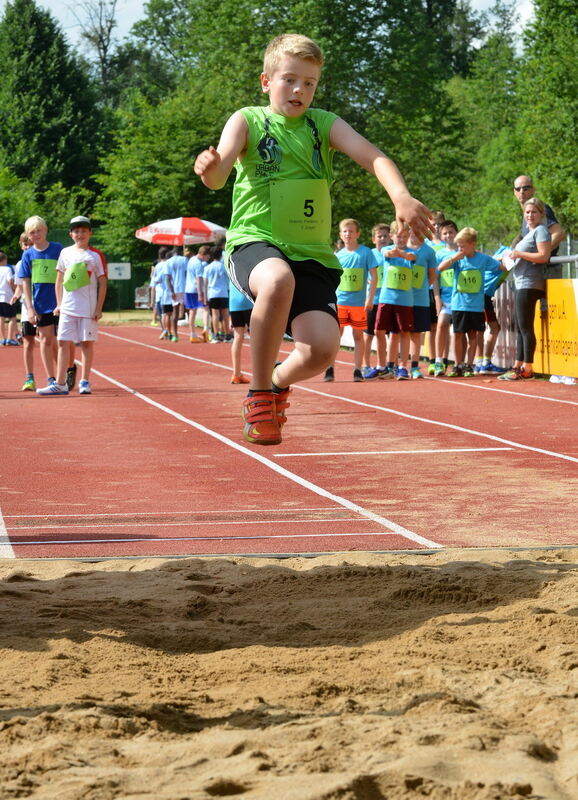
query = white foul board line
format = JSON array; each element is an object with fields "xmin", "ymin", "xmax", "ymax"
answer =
[{"xmin": 0, "ymin": 508, "xmax": 16, "ymax": 558}]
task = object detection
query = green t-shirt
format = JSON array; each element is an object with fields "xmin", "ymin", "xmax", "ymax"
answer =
[{"xmin": 226, "ymin": 106, "xmax": 340, "ymax": 269}]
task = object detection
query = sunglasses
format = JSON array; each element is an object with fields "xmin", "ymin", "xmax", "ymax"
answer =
[{"xmin": 514, "ymin": 184, "xmax": 533, "ymax": 191}]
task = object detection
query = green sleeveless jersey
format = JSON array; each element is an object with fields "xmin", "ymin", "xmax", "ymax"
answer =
[{"xmin": 226, "ymin": 106, "xmax": 340, "ymax": 269}]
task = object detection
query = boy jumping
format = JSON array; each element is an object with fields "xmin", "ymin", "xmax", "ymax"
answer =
[{"xmin": 194, "ymin": 33, "xmax": 432, "ymax": 445}]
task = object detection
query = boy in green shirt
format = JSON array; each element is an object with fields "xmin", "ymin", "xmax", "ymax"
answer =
[{"xmin": 194, "ymin": 33, "xmax": 432, "ymax": 445}]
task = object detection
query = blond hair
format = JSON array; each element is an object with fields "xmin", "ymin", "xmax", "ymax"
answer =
[
  {"xmin": 524, "ymin": 197, "xmax": 545, "ymax": 218},
  {"xmin": 371, "ymin": 223, "xmax": 390, "ymax": 235},
  {"xmin": 389, "ymin": 220, "xmax": 409, "ymax": 236},
  {"xmin": 455, "ymin": 226, "xmax": 477, "ymax": 244},
  {"xmin": 263, "ymin": 34, "xmax": 323, "ymax": 75},
  {"xmin": 19, "ymin": 232, "xmax": 31, "ymax": 246},
  {"xmin": 24, "ymin": 215, "xmax": 48, "ymax": 233},
  {"xmin": 339, "ymin": 218, "xmax": 360, "ymax": 232}
]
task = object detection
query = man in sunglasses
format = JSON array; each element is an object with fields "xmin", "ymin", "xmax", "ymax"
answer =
[{"xmin": 513, "ymin": 175, "xmax": 565, "ymax": 255}]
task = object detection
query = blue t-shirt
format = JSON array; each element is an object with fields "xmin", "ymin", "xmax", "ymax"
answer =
[
  {"xmin": 451, "ymin": 252, "xmax": 500, "ymax": 312},
  {"xmin": 228, "ymin": 281, "xmax": 253, "ymax": 312},
  {"xmin": 205, "ymin": 259, "xmax": 229, "ymax": 300},
  {"xmin": 18, "ymin": 242, "xmax": 63, "ymax": 314},
  {"xmin": 185, "ymin": 256, "xmax": 201, "ymax": 294},
  {"xmin": 166, "ymin": 254, "xmax": 188, "ymax": 294},
  {"xmin": 379, "ymin": 246, "xmax": 413, "ymax": 307},
  {"xmin": 371, "ymin": 247, "xmax": 385, "ymax": 299},
  {"xmin": 436, "ymin": 247, "xmax": 458, "ymax": 307},
  {"xmin": 407, "ymin": 242, "xmax": 436, "ymax": 308},
  {"xmin": 335, "ymin": 245, "xmax": 377, "ymax": 307},
  {"xmin": 152, "ymin": 261, "xmax": 173, "ymax": 305}
]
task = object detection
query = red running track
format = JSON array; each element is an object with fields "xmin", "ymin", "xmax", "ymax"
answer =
[{"xmin": 1, "ymin": 324, "xmax": 577, "ymax": 559}]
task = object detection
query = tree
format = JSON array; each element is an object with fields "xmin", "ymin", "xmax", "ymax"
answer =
[
  {"xmin": 73, "ymin": 0, "xmax": 119, "ymax": 97},
  {"xmin": 0, "ymin": 0, "xmax": 106, "ymax": 194},
  {"xmin": 516, "ymin": 0, "xmax": 578, "ymax": 232}
]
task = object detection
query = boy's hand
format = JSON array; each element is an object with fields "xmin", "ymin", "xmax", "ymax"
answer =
[
  {"xmin": 54, "ymin": 306, "xmax": 60, "ymax": 317},
  {"xmin": 194, "ymin": 146, "xmax": 221, "ymax": 177},
  {"xmin": 393, "ymin": 195, "xmax": 434, "ymax": 241},
  {"xmin": 93, "ymin": 310, "xmax": 103, "ymax": 320}
]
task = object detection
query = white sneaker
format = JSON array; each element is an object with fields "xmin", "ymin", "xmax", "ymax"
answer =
[
  {"xmin": 37, "ymin": 383, "xmax": 69, "ymax": 395},
  {"xmin": 79, "ymin": 380, "xmax": 92, "ymax": 395}
]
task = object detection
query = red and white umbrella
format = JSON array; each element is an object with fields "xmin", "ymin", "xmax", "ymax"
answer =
[{"xmin": 135, "ymin": 216, "xmax": 226, "ymax": 245}]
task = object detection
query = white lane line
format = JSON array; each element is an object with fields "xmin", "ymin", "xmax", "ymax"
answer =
[
  {"xmin": 425, "ymin": 376, "xmax": 578, "ymax": 407},
  {"xmin": 10, "ymin": 531, "xmax": 410, "ymax": 546},
  {"xmin": 0, "ymin": 508, "xmax": 16, "ymax": 558},
  {"xmin": 274, "ymin": 447, "xmax": 513, "ymax": 458},
  {"xmin": 104, "ymin": 330, "xmax": 578, "ymax": 409},
  {"xmin": 296, "ymin": 384, "xmax": 578, "ymax": 465},
  {"xmin": 89, "ymin": 366, "xmax": 442, "ymax": 550},
  {"xmin": 2, "ymin": 506, "xmax": 333, "ymax": 519},
  {"xmin": 10, "ymin": 517, "xmax": 360, "ymax": 532}
]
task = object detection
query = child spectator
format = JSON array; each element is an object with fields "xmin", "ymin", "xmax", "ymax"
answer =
[
  {"xmin": 12, "ymin": 234, "xmax": 37, "ymax": 389},
  {"xmin": 407, "ymin": 232, "xmax": 439, "ymax": 379},
  {"xmin": 438, "ymin": 227, "xmax": 500, "ymax": 378},
  {"xmin": 362, "ymin": 223, "xmax": 390, "ymax": 378},
  {"xmin": 474, "ymin": 247, "xmax": 508, "ymax": 374},
  {"xmin": 324, "ymin": 218, "xmax": 377, "ymax": 382},
  {"xmin": 151, "ymin": 247, "xmax": 173, "ymax": 341},
  {"xmin": 37, "ymin": 216, "xmax": 107, "ymax": 395},
  {"xmin": 166, "ymin": 246, "xmax": 188, "ymax": 341},
  {"xmin": 204, "ymin": 246, "xmax": 230, "ymax": 342},
  {"xmin": 194, "ymin": 33, "xmax": 432, "ymax": 444},
  {"xmin": 433, "ymin": 220, "xmax": 458, "ymax": 376},
  {"xmin": 0, "ymin": 252, "xmax": 18, "ymax": 346},
  {"xmin": 186, "ymin": 245, "xmax": 211, "ymax": 342},
  {"xmin": 18, "ymin": 216, "xmax": 62, "ymax": 384},
  {"xmin": 229, "ymin": 281, "xmax": 253, "ymax": 383},
  {"xmin": 375, "ymin": 221, "xmax": 417, "ymax": 380}
]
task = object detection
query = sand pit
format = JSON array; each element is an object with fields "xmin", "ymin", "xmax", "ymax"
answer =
[{"xmin": 0, "ymin": 548, "xmax": 577, "ymax": 799}]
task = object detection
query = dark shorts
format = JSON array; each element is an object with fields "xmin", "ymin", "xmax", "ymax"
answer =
[
  {"xmin": 37, "ymin": 312, "xmax": 57, "ymax": 329},
  {"xmin": 185, "ymin": 292, "xmax": 201, "ymax": 310},
  {"xmin": 208, "ymin": 297, "xmax": 229, "ymax": 310},
  {"xmin": 364, "ymin": 303, "xmax": 379, "ymax": 336},
  {"xmin": 484, "ymin": 294, "xmax": 498, "ymax": 324},
  {"xmin": 429, "ymin": 289, "xmax": 438, "ymax": 325},
  {"xmin": 452, "ymin": 309, "xmax": 485, "ymax": 333},
  {"xmin": 230, "ymin": 309, "xmax": 252, "ymax": 328},
  {"xmin": 228, "ymin": 241, "xmax": 340, "ymax": 335},
  {"xmin": 161, "ymin": 303, "xmax": 173, "ymax": 314},
  {"xmin": 22, "ymin": 321, "xmax": 37, "ymax": 337},
  {"xmin": 0, "ymin": 301, "xmax": 16, "ymax": 318},
  {"xmin": 375, "ymin": 303, "xmax": 413, "ymax": 333},
  {"xmin": 412, "ymin": 305, "xmax": 431, "ymax": 333}
]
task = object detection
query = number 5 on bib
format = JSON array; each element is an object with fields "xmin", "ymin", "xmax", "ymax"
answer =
[{"xmin": 270, "ymin": 179, "xmax": 331, "ymax": 244}]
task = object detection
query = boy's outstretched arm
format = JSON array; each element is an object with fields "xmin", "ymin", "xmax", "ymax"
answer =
[
  {"xmin": 330, "ymin": 118, "xmax": 434, "ymax": 240},
  {"xmin": 194, "ymin": 112, "xmax": 249, "ymax": 190}
]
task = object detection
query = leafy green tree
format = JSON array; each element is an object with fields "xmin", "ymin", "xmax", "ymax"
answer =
[
  {"xmin": 0, "ymin": 0, "xmax": 106, "ymax": 194},
  {"xmin": 0, "ymin": 165, "xmax": 36, "ymax": 254},
  {"xmin": 516, "ymin": 0, "xmax": 578, "ymax": 232}
]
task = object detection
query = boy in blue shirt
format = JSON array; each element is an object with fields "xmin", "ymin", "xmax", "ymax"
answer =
[
  {"xmin": 204, "ymin": 246, "xmax": 230, "ymax": 342},
  {"xmin": 474, "ymin": 247, "xmax": 508, "ymax": 374},
  {"xmin": 324, "ymin": 218, "xmax": 377, "ymax": 382},
  {"xmin": 407, "ymin": 231, "xmax": 438, "ymax": 379},
  {"xmin": 18, "ymin": 216, "xmax": 62, "ymax": 385},
  {"xmin": 375, "ymin": 221, "xmax": 416, "ymax": 380},
  {"xmin": 362, "ymin": 223, "xmax": 390, "ymax": 378},
  {"xmin": 194, "ymin": 33, "xmax": 432, "ymax": 445},
  {"xmin": 433, "ymin": 220, "xmax": 458, "ymax": 376},
  {"xmin": 438, "ymin": 227, "xmax": 500, "ymax": 377}
]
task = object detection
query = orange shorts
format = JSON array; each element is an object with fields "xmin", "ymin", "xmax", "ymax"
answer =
[{"xmin": 337, "ymin": 305, "xmax": 367, "ymax": 329}]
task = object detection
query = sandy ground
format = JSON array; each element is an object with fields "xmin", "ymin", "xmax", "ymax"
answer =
[{"xmin": 0, "ymin": 548, "xmax": 577, "ymax": 800}]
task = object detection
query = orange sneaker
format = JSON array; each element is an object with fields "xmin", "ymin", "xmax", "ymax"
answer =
[
  {"xmin": 273, "ymin": 387, "xmax": 291, "ymax": 429},
  {"xmin": 190, "ymin": 336, "xmax": 204, "ymax": 343},
  {"xmin": 231, "ymin": 374, "xmax": 250, "ymax": 384},
  {"xmin": 242, "ymin": 392, "xmax": 281, "ymax": 445}
]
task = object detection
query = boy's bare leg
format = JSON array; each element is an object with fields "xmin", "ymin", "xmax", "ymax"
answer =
[
  {"xmin": 38, "ymin": 326, "xmax": 56, "ymax": 378},
  {"xmin": 22, "ymin": 336, "xmax": 34, "ymax": 374},
  {"xmin": 435, "ymin": 314, "xmax": 450, "ymax": 360},
  {"xmin": 426, "ymin": 325, "xmax": 437, "ymax": 361},
  {"xmin": 483, "ymin": 321, "xmax": 500, "ymax": 360},
  {"xmin": 454, "ymin": 332, "xmax": 466, "ymax": 364},
  {"xmin": 409, "ymin": 331, "xmax": 422, "ymax": 363},
  {"xmin": 352, "ymin": 328, "xmax": 364, "ymax": 370},
  {"xmin": 80, "ymin": 341, "xmax": 94, "ymax": 381},
  {"xmin": 275, "ymin": 310, "xmax": 340, "ymax": 387},
  {"xmin": 55, "ymin": 341, "xmax": 69, "ymax": 385},
  {"xmin": 248, "ymin": 258, "xmax": 295, "ymax": 389},
  {"xmin": 387, "ymin": 332, "xmax": 400, "ymax": 365},
  {"xmin": 466, "ymin": 331, "xmax": 477, "ymax": 364},
  {"xmin": 399, "ymin": 331, "xmax": 411, "ymax": 368},
  {"xmin": 231, "ymin": 327, "xmax": 246, "ymax": 375},
  {"xmin": 362, "ymin": 332, "xmax": 372, "ymax": 369}
]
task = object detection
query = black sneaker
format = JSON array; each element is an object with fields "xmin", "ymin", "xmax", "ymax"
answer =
[
  {"xmin": 66, "ymin": 364, "xmax": 77, "ymax": 390},
  {"xmin": 323, "ymin": 366, "xmax": 334, "ymax": 382},
  {"xmin": 353, "ymin": 368, "xmax": 364, "ymax": 382}
]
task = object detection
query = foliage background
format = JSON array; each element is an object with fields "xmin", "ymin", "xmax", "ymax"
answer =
[{"xmin": 0, "ymin": 0, "xmax": 576, "ymax": 266}]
